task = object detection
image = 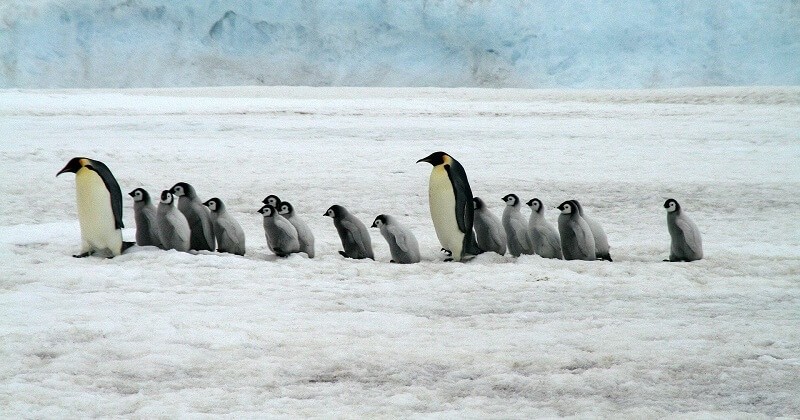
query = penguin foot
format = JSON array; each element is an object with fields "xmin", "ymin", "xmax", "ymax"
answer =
[
  {"xmin": 73, "ymin": 251, "xmax": 94, "ymax": 258},
  {"xmin": 440, "ymin": 248, "xmax": 452, "ymax": 257},
  {"xmin": 121, "ymin": 241, "xmax": 135, "ymax": 253},
  {"xmin": 444, "ymin": 258, "xmax": 454, "ymax": 262},
  {"xmin": 338, "ymin": 251, "xmax": 349, "ymax": 258},
  {"xmin": 390, "ymin": 260, "xmax": 396, "ymax": 263}
]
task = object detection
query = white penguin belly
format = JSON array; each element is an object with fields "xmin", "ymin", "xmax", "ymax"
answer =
[
  {"xmin": 429, "ymin": 167, "xmax": 464, "ymax": 258},
  {"xmin": 75, "ymin": 168, "xmax": 121, "ymax": 253}
]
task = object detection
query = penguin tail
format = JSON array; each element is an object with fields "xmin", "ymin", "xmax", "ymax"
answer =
[
  {"xmin": 463, "ymin": 232, "xmax": 484, "ymax": 257},
  {"xmin": 121, "ymin": 241, "xmax": 135, "ymax": 253}
]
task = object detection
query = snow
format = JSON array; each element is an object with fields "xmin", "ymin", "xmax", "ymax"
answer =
[
  {"xmin": 1, "ymin": 86, "xmax": 800, "ymax": 417},
  {"xmin": 1, "ymin": 1, "xmax": 798, "ymax": 89}
]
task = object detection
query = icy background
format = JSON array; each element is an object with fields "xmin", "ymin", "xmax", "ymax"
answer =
[{"xmin": 1, "ymin": 0, "xmax": 798, "ymax": 89}]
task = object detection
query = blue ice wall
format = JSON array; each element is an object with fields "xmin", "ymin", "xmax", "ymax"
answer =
[{"xmin": 1, "ymin": 0, "xmax": 797, "ymax": 88}]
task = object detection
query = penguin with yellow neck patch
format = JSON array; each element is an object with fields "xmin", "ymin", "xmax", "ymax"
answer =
[
  {"xmin": 417, "ymin": 151, "xmax": 482, "ymax": 261},
  {"xmin": 57, "ymin": 157, "xmax": 133, "ymax": 258}
]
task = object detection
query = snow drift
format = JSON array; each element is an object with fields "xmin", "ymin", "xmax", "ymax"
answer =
[{"xmin": 1, "ymin": 0, "xmax": 798, "ymax": 89}]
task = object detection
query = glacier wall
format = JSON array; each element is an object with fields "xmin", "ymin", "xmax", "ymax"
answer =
[{"xmin": 1, "ymin": 0, "xmax": 798, "ymax": 89}]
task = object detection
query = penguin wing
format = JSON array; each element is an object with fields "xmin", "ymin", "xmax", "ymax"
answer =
[
  {"xmin": 387, "ymin": 224, "xmax": 412, "ymax": 253},
  {"xmin": 574, "ymin": 222, "xmax": 594, "ymax": 257},
  {"xmin": 676, "ymin": 216, "xmax": 702, "ymax": 255},
  {"xmin": 142, "ymin": 208, "xmax": 161, "ymax": 245},
  {"xmin": 509, "ymin": 216, "xmax": 529, "ymax": 247},
  {"xmin": 217, "ymin": 215, "xmax": 241, "ymax": 248},
  {"xmin": 274, "ymin": 216, "xmax": 297, "ymax": 239},
  {"xmin": 445, "ymin": 163, "xmax": 472, "ymax": 234},
  {"xmin": 168, "ymin": 212, "xmax": 191, "ymax": 244},
  {"xmin": 341, "ymin": 218, "xmax": 369, "ymax": 256},
  {"xmin": 543, "ymin": 226, "xmax": 562, "ymax": 252},
  {"xmin": 90, "ymin": 161, "xmax": 124, "ymax": 229}
]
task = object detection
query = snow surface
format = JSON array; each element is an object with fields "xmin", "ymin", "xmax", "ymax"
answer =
[
  {"xmin": 1, "ymin": 86, "xmax": 800, "ymax": 417},
  {"xmin": 1, "ymin": 1, "xmax": 799, "ymax": 89}
]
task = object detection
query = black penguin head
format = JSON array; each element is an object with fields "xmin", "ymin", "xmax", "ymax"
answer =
[
  {"xmin": 503, "ymin": 194, "xmax": 519, "ymax": 207},
  {"xmin": 170, "ymin": 182, "xmax": 195, "ymax": 198},
  {"xmin": 664, "ymin": 198, "xmax": 681, "ymax": 213},
  {"xmin": 527, "ymin": 198, "xmax": 543, "ymax": 213},
  {"xmin": 278, "ymin": 201, "xmax": 294, "ymax": 216},
  {"xmin": 204, "ymin": 197, "xmax": 224, "ymax": 212},
  {"xmin": 371, "ymin": 214, "xmax": 388, "ymax": 228},
  {"xmin": 129, "ymin": 188, "xmax": 150, "ymax": 203},
  {"xmin": 263, "ymin": 195, "xmax": 282, "ymax": 207},
  {"xmin": 160, "ymin": 190, "xmax": 175, "ymax": 205},
  {"xmin": 417, "ymin": 151, "xmax": 450, "ymax": 166},
  {"xmin": 324, "ymin": 205, "xmax": 346, "ymax": 218},
  {"xmin": 473, "ymin": 197, "xmax": 485, "ymax": 210},
  {"xmin": 557, "ymin": 201, "xmax": 574, "ymax": 214},
  {"xmin": 570, "ymin": 199, "xmax": 584, "ymax": 214},
  {"xmin": 57, "ymin": 157, "xmax": 91, "ymax": 176},
  {"xmin": 258, "ymin": 204, "xmax": 276, "ymax": 217}
]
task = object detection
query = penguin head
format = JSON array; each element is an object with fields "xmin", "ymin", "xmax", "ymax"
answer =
[
  {"xmin": 473, "ymin": 197, "xmax": 485, "ymax": 210},
  {"xmin": 57, "ymin": 157, "xmax": 91, "ymax": 176},
  {"xmin": 258, "ymin": 204, "xmax": 276, "ymax": 217},
  {"xmin": 557, "ymin": 201, "xmax": 574, "ymax": 214},
  {"xmin": 371, "ymin": 214, "xmax": 388, "ymax": 228},
  {"xmin": 526, "ymin": 198, "xmax": 543, "ymax": 213},
  {"xmin": 664, "ymin": 198, "xmax": 681, "ymax": 213},
  {"xmin": 324, "ymin": 205, "xmax": 346, "ymax": 218},
  {"xmin": 129, "ymin": 188, "xmax": 150, "ymax": 203},
  {"xmin": 170, "ymin": 182, "xmax": 195, "ymax": 198},
  {"xmin": 570, "ymin": 200, "xmax": 584, "ymax": 215},
  {"xmin": 203, "ymin": 197, "xmax": 224, "ymax": 212},
  {"xmin": 278, "ymin": 201, "xmax": 294, "ymax": 216},
  {"xmin": 263, "ymin": 195, "xmax": 282, "ymax": 207},
  {"xmin": 417, "ymin": 151, "xmax": 450, "ymax": 166},
  {"xmin": 503, "ymin": 194, "xmax": 520, "ymax": 207},
  {"xmin": 160, "ymin": 190, "xmax": 175, "ymax": 205}
]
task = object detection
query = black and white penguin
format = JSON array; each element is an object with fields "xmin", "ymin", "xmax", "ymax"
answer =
[
  {"xmin": 417, "ymin": 151, "xmax": 482, "ymax": 262},
  {"xmin": 557, "ymin": 200, "xmax": 596, "ymax": 261},
  {"xmin": 57, "ymin": 157, "xmax": 133, "ymax": 258},
  {"xmin": 664, "ymin": 198, "xmax": 703, "ymax": 262},
  {"xmin": 129, "ymin": 188, "xmax": 162, "ymax": 248},
  {"xmin": 204, "ymin": 197, "xmax": 246, "ymax": 256},
  {"xmin": 371, "ymin": 214, "xmax": 421, "ymax": 264},
  {"xmin": 170, "ymin": 182, "xmax": 215, "ymax": 251},
  {"xmin": 324, "ymin": 205, "xmax": 374, "ymax": 260}
]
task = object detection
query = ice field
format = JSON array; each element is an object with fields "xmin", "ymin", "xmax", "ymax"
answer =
[{"xmin": 1, "ymin": 86, "xmax": 799, "ymax": 417}]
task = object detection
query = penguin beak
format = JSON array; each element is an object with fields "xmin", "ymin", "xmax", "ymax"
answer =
[
  {"xmin": 371, "ymin": 221, "xmax": 377, "ymax": 228},
  {"xmin": 56, "ymin": 158, "xmax": 82, "ymax": 176},
  {"xmin": 128, "ymin": 191, "xmax": 135, "ymax": 197}
]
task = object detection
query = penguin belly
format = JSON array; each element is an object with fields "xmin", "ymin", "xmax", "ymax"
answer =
[
  {"xmin": 75, "ymin": 167, "xmax": 122, "ymax": 255},
  {"xmin": 429, "ymin": 167, "xmax": 464, "ymax": 260}
]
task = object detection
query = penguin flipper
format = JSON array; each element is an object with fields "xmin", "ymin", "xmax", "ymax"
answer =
[
  {"xmin": 444, "ymin": 163, "xmax": 474, "ymax": 235},
  {"xmin": 122, "ymin": 241, "xmax": 135, "ymax": 253},
  {"xmin": 341, "ymin": 219, "xmax": 369, "ymax": 258},
  {"xmin": 676, "ymin": 217, "xmax": 702, "ymax": 256}
]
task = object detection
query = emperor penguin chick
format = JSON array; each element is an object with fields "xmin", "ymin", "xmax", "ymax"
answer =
[
  {"xmin": 278, "ymin": 201, "xmax": 315, "ymax": 258},
  {"xmin": 129, "ymin": 188, "xmax": 162, "ymax": 248},
  {"xmin": 472, "ymin": 197, "xmax": 507, "ymax": 255},
  {"xmin": 258, "ymin": 205, "xmax": 300, "ymax": 257},
  {"xmin": 526, "ymin": 198, "xmax": 563, "ymax": 259},
  {"xmin": 572, "ymin": 200, "xmax": 612, "ymax": 262},
  {"xmin": 170, "ymin": 182, "xmax": 215, "ymax": 251},
  {"xmin": 502, "ymin": 194, "xmax": 534, "ymax": 257},
  {"xmin": 204, "ymin": 197, "xmax": 246, "ymax": 256},
  {"xmin": 156, "ymin": 190, "xmax": 191, "ymax": 252},
  {"xmin": 324, "ymin": 205, "xmax": 374, "ymax": 260},
  {"xmin": 557, "ymin": 200, "xmax": 596, "ymax": 261},
  {"xmin": 57, "ymin": 157, "xmax": 133, "ymax": 258},
  {"xmin": 664, "ymin": 198, "xmax": 703, "ymax": 262},
  {"xmin": 371, "ymin": 214, "xmax": 421, "ymax": 264}
]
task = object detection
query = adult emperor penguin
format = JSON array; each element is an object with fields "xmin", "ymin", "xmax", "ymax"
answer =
[
  {"xmin": 258, "ymin": 204, "xmax": 300, "ymax": 257},
  {"xmin": 371, "ymin": 214, "xmax": 421, "ymax": 264},
  {"xmin": 129, "ymin": 188, "xmax": 162, "ymax": 248},
  {"xmin": 472, "ymin": 197, "xmax": 507, "ymax": 255},
  {"xmin": 417, "ymin": 151, "xmax": 482, "ymax": 262},
  {"xmin": 156, "ymin": 190, "xmax": 191, "ymax": 252},
  {"xmin": 57, "ymin": 157, "xmax": 133, "ymax": 258},
  {"xmin": 557, "ymin": 200, "xmax": 596, "ymax": 261},
  {"xmin": 204, "ymin": 197, "xmax": 246, "ymax": 256},
  {"xmin": 170, "ymin": 182, "xmax": 215, "ymax": 251},
  {"xmin": 278, "ymin": 201, "xmax": 315, "ymax": 258},
  {"xmin": 664, "ymin": 198, "xmax": 703, "ymax": 262},
  {"xmin": 572, "ymin": 200, "xmax": 612, "ymax": 262},
  {"xmin": 502, "ymin": 193, "xmax": 534, "ymax": 257},
  {"xmin": 526, "ymin": 198, "xmax": 563, "ymax": 259},
  {"xmin": 324, "ymin": 205, "xmax": 374, "ymax": 260}
]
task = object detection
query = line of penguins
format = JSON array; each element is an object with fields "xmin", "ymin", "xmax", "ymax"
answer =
[{"xmin": 56, "ymin": 152, "xmax": 703, "ymax": 263}]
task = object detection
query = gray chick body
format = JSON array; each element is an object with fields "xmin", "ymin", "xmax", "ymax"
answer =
[
  {"xmin": 279, "ymin": 202, "xmax": 315, "ymax": 258},
  {"xmin": 130, "ymin": 189, "xmax": 162, "ymax": 248},
  {"xmin": 557, "ymin": 201, "xmax": 596, "ymax": 261},
  {"xmin": 373, "ymin": 215, "xmax": 420, "ymax": 264},
  {"xmin": 327, "ymin": 205, "xmax": 374, "ymax": 260},
  {"xmin": 665, "ymin": 199, "xmax": 703, "ymax": 262},
  {"xmin": 502, "ymin": 195, "xmax": 533, "ymax": 257},
  {"xmin": 527, "ymin": 199, "xmax": 563, "ymax": 259},
  {"xmin": 472, "ymin": 197, "xmax": 507, "ymax": 255},
  {"xmin": 260, "ymin": 205, "xmax": 300, "ymax": 257},
  {"xmin": 206, "ymin": 198, "xmax": 245, "ymax": 256},
  {"xmin": 572, "ymin": 200, "xmax": 611, "ymax": 261},
  {"xmin": 156, "ymin": 191, "xmax": 191, "ymax": 252},
  {"xmin": 172, "ymin": 183, "xmax": 215, "ymax": 251}
]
